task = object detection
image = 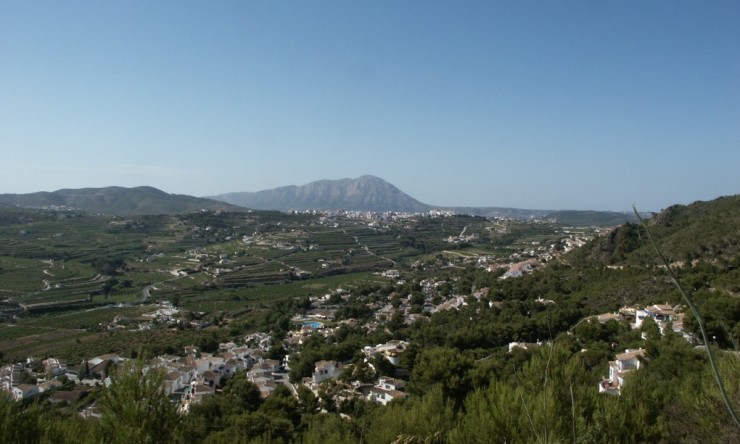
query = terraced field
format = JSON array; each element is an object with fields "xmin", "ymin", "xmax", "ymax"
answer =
[{"xmin": 0, "ymin": 206, "xmax": 577, "ymax": 362}]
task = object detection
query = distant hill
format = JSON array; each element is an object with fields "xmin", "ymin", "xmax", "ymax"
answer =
[
  {"xmin": 210, "ymin": 175, "xmax": 636, "ymax": 225},
  {"xmin": 544, "ymin": 210, "xmax": 636, "ymax": 226},
  {"xmin": 445, "ymin": 206, "xmax": 551, "ymax": 219},
  {"xmin": 210, "ymin": 175, "xmax": 431, "ymax": 213},
  {"xmin": 0, "ymin": 186, "xmax": 244, "ymax": 216},
  {"xmin": 0, "ymin": 177, "xmax": 641, "ymax": 224},
  {"xmin": 442, "ymin": 207, "xmax": 635, "ymax": 225}
]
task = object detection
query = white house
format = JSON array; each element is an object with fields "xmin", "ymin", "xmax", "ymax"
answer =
[
  {"xmin": 644, "ymin": 304, "xmax": 677, "ymax": 321},
  {"xmin": 599, "ymin": 349, "xmax": 646, "ymax": 395},
  {"xmin": 0, "ymin": 364, "xmax": 22, "ymax": 391},
  {"xmin": 368, "ymin": 386, "xmax": 408, "ymax": 405},
  {"xmin": 312, "ymin": 360, "xmax": 342, "ymax": 384},
  {"xmin": 11, "ymin": 384, "xmax": 39, "ymax": 401},
  {"xmin": 42, "ymin": 358, "xmax": 67, "ymax": 377},
  {"xmin": 633, "ymin": 309, "xmax": 648, "ymax": 329},
  {"xmin": 258, "ymin": 359, "xmax": 281, "ymax": 373},
  {"xmin": 190, "ymin": 381, "xmax": 216, "ymax": 401},
  {"xmin": 377, "ymin": 377, "xmax": 405, "ymax": 391},
  {"xmin": 368, "ymin": 377, "xmax": 408, "ymax": 406},
  {"xmin": 363, "ymin": 340, "xmax": 409, "ymax": 366},
  {"xmin": 200, "ymin": 370, "xmax": 222, "ymax": 388},
  {"xmin": 164, "ymin": 370, "xmax": 182, "ymax": 394}
]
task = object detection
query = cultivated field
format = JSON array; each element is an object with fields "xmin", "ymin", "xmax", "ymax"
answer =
[{"xmin": 0, "ymin": 206, "xmax": 585, "ymax": 362}]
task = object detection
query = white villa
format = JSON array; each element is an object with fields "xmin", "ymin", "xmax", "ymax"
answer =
[
  {"xmin": 367, "ymin": 377, "xmax": 408, "ymax": 405},
  {"xmin": 312, "ymin": 360, "xmax": 342, "ymax": 384},
  {"xmin": 599, "ymin": 348, "xmax": 646, "ymax": 395}
]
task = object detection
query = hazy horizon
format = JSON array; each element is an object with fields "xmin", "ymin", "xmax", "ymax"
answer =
[
  {"xmin": 3, "ymin": 175, "xmax": 734, "ymax": 214},
  {"xmin": 2, "ymin": 2, "xmax": 738, "ymax": 212}
]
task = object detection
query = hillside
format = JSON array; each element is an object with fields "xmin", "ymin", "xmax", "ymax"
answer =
[
  {"xmin": 571, "ymin": 194, "xmax": 740, "ymax": 265},
  {"xmin": 509, "ymin": 194, "xmax": 740, "ymax": 322},
  {"xmin": 0, "ymin": 186, "xmax": 244, "ymax": 216},
  {"xmin": 210, "ymin": 175, "xmax": 432, "ymax": 213}
]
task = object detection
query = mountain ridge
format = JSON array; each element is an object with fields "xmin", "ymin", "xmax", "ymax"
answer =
[
  {"xmin": 0, "ymin": 186, "xmax": 243, "ymax": 216},
  {"xmin": 1, "ymin": 176, "xmax": 638, "ymax": 225},
  {"xmin": 209, "ymin": 175, "xmax": 430, "ymax": 213}
]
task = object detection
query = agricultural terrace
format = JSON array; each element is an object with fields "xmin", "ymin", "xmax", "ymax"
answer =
[{"xmin": 0, "ymin": 206, "xmax": 586, "ymax": 362}]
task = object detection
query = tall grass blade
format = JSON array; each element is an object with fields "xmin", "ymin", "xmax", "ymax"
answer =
[{"xmin": 633, "ymin": 206, "xmax": 740, "ymax": 429}]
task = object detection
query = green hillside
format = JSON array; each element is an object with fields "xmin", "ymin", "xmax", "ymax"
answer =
[{"xmin": 572, "ymin": 195, "xmax": 739, "ymax": 265}]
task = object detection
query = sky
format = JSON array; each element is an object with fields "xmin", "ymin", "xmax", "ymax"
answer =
[{"xmin": 1, "ymin": 1, "xmax": 738, "ymax": 212}]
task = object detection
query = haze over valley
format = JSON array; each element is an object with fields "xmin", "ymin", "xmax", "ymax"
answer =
[{"xmin": 0, "ymin": 175, "xmax": 640, "ymax": 226}]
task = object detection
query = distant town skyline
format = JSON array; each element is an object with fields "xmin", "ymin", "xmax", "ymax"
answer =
[{"xmin": 1, "ymin": 1, "xmax": 738, "ymax": 212}]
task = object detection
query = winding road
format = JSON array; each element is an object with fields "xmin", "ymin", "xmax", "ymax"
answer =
[{"xmin": 140, "ymin": 274, "xmax": 190, "ymax": 303}]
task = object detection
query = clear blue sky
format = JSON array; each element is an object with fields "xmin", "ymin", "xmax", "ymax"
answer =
[{"xmin": 1, "ymin": 1, "xmax": 738, "ymax": 211}]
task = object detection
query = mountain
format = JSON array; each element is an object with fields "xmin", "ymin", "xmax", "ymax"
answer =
[
  {"xmin": 210, "ymin": 175, "xmax": 636, "ymax": 225},
  {"xmin": 210, "ymin": 175, "xmax": 431, "ymax": 213},
  {"xmin": 0, "ymin": 186, "xmax": 244, "ymax": 216}
]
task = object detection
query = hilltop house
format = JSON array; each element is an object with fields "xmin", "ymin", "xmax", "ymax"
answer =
[
  {"xmin": 634, "ymin": 304, "xmax": 678, "ymax": 328},
  {"xmin": 368, "ymin": 377, "xmax": 408, "ymax": 405},
  {"xmin": 599, "ymin": 349, "xmax": 646, "ymax": 395}
]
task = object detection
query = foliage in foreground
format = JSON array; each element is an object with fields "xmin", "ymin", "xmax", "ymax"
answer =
[{"xmin": 2, "ymin": 336, "xmax": 738, "ymax": 443}]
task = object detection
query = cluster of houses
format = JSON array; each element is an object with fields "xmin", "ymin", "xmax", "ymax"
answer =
[
  {"xmin": 2, "ymin": 228, "xmax": 697, "ymax": 415},
  {"xmin": 500, "ymin": 259, "xmax": 541, "ymax": 279},
  {"xmin": 101, "ymin": 302, "xmax": 213, "ymax": 332},
  {"xmin": 0, "ymin": 355, "xmax": 119, "ymax": 403},
  {"xmin": 1, "ymin": 296, "xmax": 698, "ymax": 417},
  {"xmin": 2, "ymin": 259, "xmax": 698, "ymax": 410},
  {"xmin": 301, "ymin": 209, "xmax": 457, "ymax": 222},
  {"xmin": 147, "ymin": 343, "xmax": 287, "ymax": 412},
  {"xmin": 0, "ymin": 314, "xmax": 415, "ymax": 417},
  {"xmin": 590, "ymin": 303, "xmax": 691, "ymax": 395},
  {"xmin": 472, "ymin": 229, "xmax": 595, "ymax": 278}
]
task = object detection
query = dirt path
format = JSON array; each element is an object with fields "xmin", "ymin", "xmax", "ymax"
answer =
[{"xmin": 349, "ymin": 233, "xmax": 396, "ymax": 267}]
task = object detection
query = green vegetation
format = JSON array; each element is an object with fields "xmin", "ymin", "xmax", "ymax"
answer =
[{"xmin": 0, "ymin": 195, "xmax": 737, "ymax": 442}]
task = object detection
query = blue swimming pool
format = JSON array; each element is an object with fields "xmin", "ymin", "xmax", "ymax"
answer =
[{"xmin": 303, "ymin": 321, "xmax": 323, "ymax": 329}]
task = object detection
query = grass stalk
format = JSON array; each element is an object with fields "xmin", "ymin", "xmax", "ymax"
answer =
[
  {"xmin": 570, "ymin": 380, "xmax": 576, "ymax": 444},
  {"xmin": 633, "ymin": 207, "xmax": 740, "ymax": 429},
  {"xmin": 514, "ymin": 371, "xmax": 543, "ymax": 444}
]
